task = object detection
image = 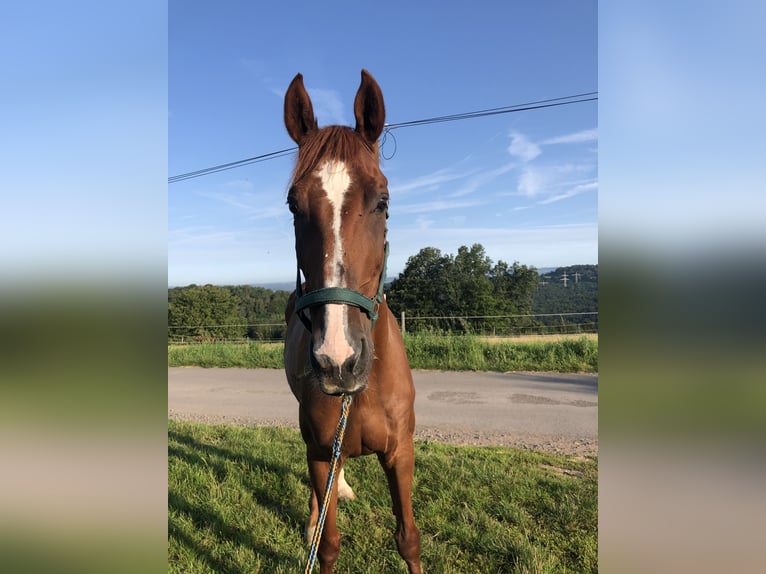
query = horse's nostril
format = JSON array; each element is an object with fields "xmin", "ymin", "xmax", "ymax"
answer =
[
  {"xmin": 310, "ymin": 350, "xmax": 337, "ymax": 375},
  {"xmin": 348, "ymin": 338, "xmax": 371, "ymax": 377}
]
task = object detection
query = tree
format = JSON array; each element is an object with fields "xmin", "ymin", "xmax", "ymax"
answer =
[
  {"xmin": 453, "ymin": 244, "xmax": 494, "ymax": 317},
  {"xmin": 490, "ymin": 260, "xmax": 539, "ymax": 333},
  {"xmin": 386, "ymin": 247, "xmax": 457, "ymax": 319},
  {"xmin": 387, "ymin": 244, "xmax": 539, "ymax": 334},
  {"xmin": 168, "ymin": 285, "xmax": 246, "ymax": 341}
]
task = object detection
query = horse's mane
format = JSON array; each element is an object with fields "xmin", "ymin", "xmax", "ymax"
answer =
[{"xmin": 291, "ymin": 125, "xmax": 378, "ymax": 184}]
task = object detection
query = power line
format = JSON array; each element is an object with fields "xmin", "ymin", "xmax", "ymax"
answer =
[
  {"xmin": 168, "ymin": 147, "xmax": 297, "ymax": 183},
  {"xmin": 384, "ymin": 92, "xmax": 597, "ymax": 130},
  {"xmin": 168, "ymin": 91, "xmax": 597, "ymax": 184}
]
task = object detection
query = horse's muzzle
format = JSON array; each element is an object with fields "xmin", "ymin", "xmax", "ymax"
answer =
[{"xmin": 310, "ymin": 335, "xmax": 372, "ymax": 396}]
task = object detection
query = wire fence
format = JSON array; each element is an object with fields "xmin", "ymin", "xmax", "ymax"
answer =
[
  {"xmin": 399, "ymin": 311, "xmax": 597, "ymax": 337},
  {"xmin": 167, "ymin": 312, "xmax": 597, "ymax": 344},
  {"xmin": 168, "ymin": 322, "xmax": 285, "ymax": 344}
]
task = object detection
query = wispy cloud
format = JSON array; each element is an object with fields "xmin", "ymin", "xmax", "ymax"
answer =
[
  {"xmin": 223, "ymin": 179, "xmax": 255, "ymax": 191},
  {"xmin": 500, "ymin": 167, "xmax": 597, "ymax": 205},
  {"xmin": 168, "ymin": 221, "xmax": 297, "ymax": 286},
  {"xmin": 169, "ymin": 226, "xmax": 241, "ymax": 247},
  {"xmin": 447, "ymin": 215, "xmax": 468, "ymax": 225},
  {"xmin": 397, "ymin": 198, "xmax": 487, "ymax": 214},
  {"xmin": 392, "ymin": 160, "xmax": 515, "ymax": 199},
  {"xmin": 449, "ymin": 162, "xmax": 516, "ymax": 197},
  {"xmin": 537, "ymin": 181, "xmax": 598, "ymax": 204},
  {"xmin": 390, "ymin": 127, "xmax": 596, "ymax": 216},
  {"xmin": 541, "ymin": 128, "xmax": 598, "ymax": 145},
  {"xmin": 552, "ymin": 163, "xmax": 595, "ymax": 175},
  {"xmin": 239, "ymin": 57, "xmax": 283, "ymax": 101},
  {"xmin": 390, "ymin": 167, "xmax": 474, "ymax": 195},
  {"xmin": 306, "ymin": 88, "xmax": 347, "ymax": 126},
  {"xmin": 249, "ymin": 65, "xmax": 348, "ymax": 126},
  {"xmin": 194, "ymin": 189, "xmax": 286, "ymax": 220},
  {"xmin": 414, "ymin": 215, "xmax": 435, "ymax": 229},
  {"xmin": 517, "ymin": 168, "xmax": 546, "ymax": 197},
  {"xmin": 507, "ymin": 131, "xmax": 541, "ymax": 162}
]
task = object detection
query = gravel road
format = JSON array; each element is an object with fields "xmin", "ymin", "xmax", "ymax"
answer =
[{"xmin": 168, "ymin": 368, "xmax": 597, "ymax": 457}]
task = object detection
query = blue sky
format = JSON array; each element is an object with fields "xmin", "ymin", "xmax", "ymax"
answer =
[
  {"xmin": 2, "ymin": 2, "xmax": 762, "ymax": 293},
  {"xmin": 1, "ymin": 2, "xmax": 167, "ymax": 288},
  {"xmin": 169, "ymin": 1, "xmax": 598, "ymax": 286}
]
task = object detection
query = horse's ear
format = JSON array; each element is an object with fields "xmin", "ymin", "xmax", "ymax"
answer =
[
  {"xmin": 284, "ymin": 73, "xmax": 318, "ymax": 144},
  {"xmin": 354, "ymin": 69, "xmax": 386, "ymax": 147}
]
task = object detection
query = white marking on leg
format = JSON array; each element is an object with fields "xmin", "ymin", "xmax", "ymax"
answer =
[
  {"xmin": 305, "ymin": 522, "xmax": 317, "ymax": 545},
  {"xmin": 337, "ymin": 467, "xmax": 357, "ymax": 501},
  {"xmin": 305, "ymin": 492, "xmax": 318, "ymax": 544},
  {"xmin": 314, "ymin": 161, "xmax": 354, "ymax": 367}
]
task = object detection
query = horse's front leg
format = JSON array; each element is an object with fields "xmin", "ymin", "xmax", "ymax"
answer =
[
  {"xmin": 305, "ymin": 487, "xmax": 319, "ymax": 544},
  {"xmin": 378, "ymin": 442, "xmax": 422, "ymax": 574},
  {"xmin": 306, "ymin": 465, "xmax": 355, "ymax": 544},
  {"xmin": 307, "ymin": 458, "xmax": 342, "ymax": 573}
]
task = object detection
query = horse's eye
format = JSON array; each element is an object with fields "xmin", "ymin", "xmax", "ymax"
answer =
[
  {"xmin": 287, "ymin": 196, "xmax": 299, "ymax": 215},
  {"xmin": 375, "ymin": 195, "xmax": 389, "ymax": 214}
]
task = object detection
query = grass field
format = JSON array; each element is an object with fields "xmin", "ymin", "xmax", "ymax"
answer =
[
  {"xmin": 169, "ymin": 421, "xmax": 597, "ymax": 573},
  {"xmin": 168, "ymin": 334, "xmax": 598, "ymax": 373}
]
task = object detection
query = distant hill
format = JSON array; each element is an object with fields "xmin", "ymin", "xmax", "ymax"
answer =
[
  {"xmin": 533, "ymin": 264, "xmax": 598, "ymax": 329},
  {"xmin": 254, "ymin": 281, "xmax": 294, "ymax": 292}
]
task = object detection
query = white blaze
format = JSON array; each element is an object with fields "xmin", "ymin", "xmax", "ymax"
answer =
[
  {"xmin": 314, "ymin": 161, "xmax": 354, "ymax": 368},
  {"xmin": 318, "ymin": 161, "xmax": 349, "ymax": 286}
]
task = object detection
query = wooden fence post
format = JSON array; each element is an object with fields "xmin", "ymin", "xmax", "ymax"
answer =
[{"xmin": 401, "ymin": 311, "xmax": 406, "ymax": 335}]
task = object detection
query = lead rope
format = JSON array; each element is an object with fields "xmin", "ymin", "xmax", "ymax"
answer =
[{"xmin": 304, "ymin": 394, "xmax": 353, "ymax": 573}]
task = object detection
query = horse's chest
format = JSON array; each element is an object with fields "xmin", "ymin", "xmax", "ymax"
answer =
[{"xmin": 351, "ymin": 414, "xmax": 391, "ymax": 455}]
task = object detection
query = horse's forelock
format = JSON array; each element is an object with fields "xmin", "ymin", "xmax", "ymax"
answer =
[{"xmin": 291, "ymin": 125, "xmax": 378, "ymax": 185}]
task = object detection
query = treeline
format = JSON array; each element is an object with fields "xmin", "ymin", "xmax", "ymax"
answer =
[
  {"xmin": 167, "ymin": 244, "xmax": 598, "ymax": 341},
  {"xmin": 168, "ymin": 285, "xmax": 290, "ymax": 342}
]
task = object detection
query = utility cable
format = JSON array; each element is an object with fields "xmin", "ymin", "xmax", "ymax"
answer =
[{"xmin": 169, "ymin": 92, "xmax": 597, "ymax": 183}]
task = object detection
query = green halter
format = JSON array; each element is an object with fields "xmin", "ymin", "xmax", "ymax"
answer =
[{"xmin": 294, "ymin": 241, "xmax": 388, "ymax": 332}]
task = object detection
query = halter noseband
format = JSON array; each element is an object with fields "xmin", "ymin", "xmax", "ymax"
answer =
[{"xmin": 294, "ymin": 241, "xmax": 389, "ymax": 332}]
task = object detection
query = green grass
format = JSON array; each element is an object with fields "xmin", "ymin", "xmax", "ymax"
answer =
[
  {"xmin": 168, "ymin": 342, "xmax": 284, "ymax": 369},
  {"xmin": 169, "ymin": 421, "xmax": 597, "ymax": 573},
  {"xmin": 168, "ymin": 335, "xmax": 597, "ymax": 373},
  {"xmin": 402, "ymin": 333, "xmax": 597, "ymax": 373}
]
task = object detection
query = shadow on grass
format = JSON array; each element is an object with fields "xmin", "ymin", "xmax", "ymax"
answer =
[
  {"xmin": 168, "ymin": 492, "xmax": 298, "ymax": 573},
  {"xmin": 168, "ymin": 428, "xmax": 308, "ymax": 572}
]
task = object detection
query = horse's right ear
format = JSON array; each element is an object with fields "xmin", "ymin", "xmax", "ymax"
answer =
[{"xmin": 284, "ymin": 73, "xmax": 318, "ymax": 144}]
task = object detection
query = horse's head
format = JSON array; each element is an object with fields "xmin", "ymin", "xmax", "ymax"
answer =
[{"xmin": 284, "ymin": 70, "xmax": 389, "ymax": 396}]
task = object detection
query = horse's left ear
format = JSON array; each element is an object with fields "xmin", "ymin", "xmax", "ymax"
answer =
[{"xmin": 354, "ymin": 69, "xmax": 386, "ymax": 147}]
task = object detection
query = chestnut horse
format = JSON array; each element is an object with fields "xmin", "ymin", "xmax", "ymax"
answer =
[{"xmin": 283, "ymin": 70, "xmax": 422, "ymax": 573}]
